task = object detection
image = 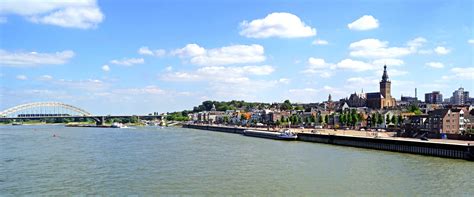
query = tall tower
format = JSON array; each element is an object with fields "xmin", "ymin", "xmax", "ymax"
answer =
[{"xmin": 380, "ymin": 65, "xmax": 391, "ymax": 99}]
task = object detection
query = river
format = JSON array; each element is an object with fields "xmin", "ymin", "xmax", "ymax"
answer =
[{"xmin": 1, "ymin": 125, "xmax": 473, "ymax": 195}]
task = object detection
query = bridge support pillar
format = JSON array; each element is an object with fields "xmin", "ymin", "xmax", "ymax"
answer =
[{"xmin": 95, "ymin": 116, "xmax": 105, "ymax": 126}]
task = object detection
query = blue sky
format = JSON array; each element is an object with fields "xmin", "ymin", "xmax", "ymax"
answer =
[{"xmin": 0, "ymin": 0, "xmax": 473, "ymax": 114}]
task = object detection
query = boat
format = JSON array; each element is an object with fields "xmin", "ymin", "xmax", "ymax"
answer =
[
  {"xmin": 243, "ymin": 129, "xmax": 297, "ymax": 140},
  {"xmin": 12, "ymin": 122, "xmax": 23, "ymax": 126},
  {"xmin": 111, "ymin": 122, "xmax": 128, "ymax": 128}
]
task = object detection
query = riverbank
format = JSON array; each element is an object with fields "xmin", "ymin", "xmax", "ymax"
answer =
[{"xmin": 183, "ymin": 124, "xmax": 474, "ymax": 161}]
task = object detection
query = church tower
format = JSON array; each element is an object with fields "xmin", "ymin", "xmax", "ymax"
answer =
[{"xmin": 379, "ymin": 65, "xmax": 391, "ymax": 99}]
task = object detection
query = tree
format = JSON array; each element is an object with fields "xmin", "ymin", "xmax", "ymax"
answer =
[
  {"xmin": 310, "ymin": 115, "xmax": 316, "ymax": 123},
  {"xmin": 386, "ymin": 114, "xmax": 391, "ymax": 125},
  {"xmin": 398, "ymin": 115, "xmax": 404, "ymax": 126},
  {"xmin": 408, "ymin": 104, "xmax": 422, "ymax": 115},
  {"xmin": 391, "ymin": 115, "xmax": 398, "ymax": 126},
  {"xmin": 318, "ymin": 115, "xmax": 323, "ymax": 124},
  {"xmin": 324, "ymin": 115, "xmax": 329, "ymax": 125},
  {"xmin": 276, "ymin": 120, "xmax": 281, "ymax": 127},
  {"xmin": 372, "ymin": 113, "xmax": 379, "ymax": 127},
  {"xmin": 339, "ymin": 113, "xmax": 346, "ymax": 126},
  {"xmin": 280, "ymin": 100, "xmax": 293, "ymax": 111},
  {"xmin": 295, "ymin": 105, "xmax": 304, "ymax": 111},
  {"xmin": 377, "ymin": 113, "xmax": 384, "ymax": 126}
]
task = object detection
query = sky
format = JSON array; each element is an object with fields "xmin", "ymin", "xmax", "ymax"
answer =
[{"xmin": 0, "ymin": 0, "xmax": 473, "ymax": 115}]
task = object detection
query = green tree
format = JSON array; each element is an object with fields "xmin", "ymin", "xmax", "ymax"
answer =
[
  {"xmin": 377, "ymin": 113, "xmax": 384, "ymax": 126},
  {"xmin": 372, "ymin": 113, "xmax": 378, "ymax": 127},
  {"xmin": 310, "ymin": 115, "xmax": 316, "ymax": 123},
  {"xmin": 280, "ymin": 100, "xmax": 293, "ymax": 111},
  {"xmin": 339, "ymin": 113, "xmax": 346, "ymax": 126},
  {"xmin": 386, "ymin": 114, "xmax": 391, "ymax": 125},
  {"xmin": 295, "ymin": 105, "xmax": 304, "ymax": 111},
  {"xmin": 391, "ymin": 115, "xmax": 398, "ymax": 126},
  {"xmin": 408, "ymin": 104, "xmax": 422, "ymax": 115},
  {"xmin": 317, "ymin": 115, "xmax": 323, "ymax": 124},
  {"xmin": 324, "ymin": 115, "xmax": 329, "ymax": 125}
]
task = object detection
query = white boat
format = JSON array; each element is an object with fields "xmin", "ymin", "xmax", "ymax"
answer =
[
  {"xmin": 278, "ymin": 129, "xmax": 298, "ymax": 140},
  {"xmin": 111, "ymin": 122, "xmax": 128, "ymax": 128},
  {"xmin": 243, "ymin": 129, "xmax": 297, "ymax": 140}
]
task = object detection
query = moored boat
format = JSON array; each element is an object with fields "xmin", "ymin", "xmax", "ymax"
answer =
[{"xmin": 243, "ymin": 129, "xmax": 297, "ymax": 140}]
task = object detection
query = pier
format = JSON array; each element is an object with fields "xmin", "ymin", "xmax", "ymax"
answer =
[{"xmin": 183, "ymin": 124, "xmax": 474, "ymax": 161}]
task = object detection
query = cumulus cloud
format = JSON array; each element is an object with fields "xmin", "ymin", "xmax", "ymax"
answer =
[
  {"xmin": 468, "ymin": 39, "xmax": 474, "ymax": 44},
  {"xmin": 312, "ymin": 39, "xmax": 328, "ymax": 45},
  {"xmin": 162, "ymin": 65, "xmax": 275, "ymax": 82},
  {"xmin": 336, "ymin": 59, "xmax": 377, "ymax": 72},
  {"xmin": 110, "ymin": 58, "xmax": 144, "ymax": 66},
  {"xmin": 239, "ymin": 12, "xmax": 316, "ymax": 38},
  {"xmin": 102, "ymin": 64, "xmax": 110, "ymax": 72},
  {"xmin": 372, "ymin": 58, "xmax": 404, "ymax": 66},
  {"xmin": 434, "ymin": 46, "xmax": 450, "ymax": 55},
  {"xmin": 425, "ymin": 62, "xmax": 444, "ymax": 68},
  {"xmin": 442, "ymin": 67, "xmax": 474, "ymax": 80},
  {"xmin": 16, "ymin": 75, "xmax": 27, "ymax": 80},
  {"xmin": 0, "ymin": 49, "xmax": 75, "ymax": 67},
  {"xmin": 347, "ymin": 15, "xmax": 379, "ymax": 31},
  {"xmin": 138, "ymin": 46, "xmax": 166, "ymax": 57},
  {"xmin": 303, "ymin": 58, "xmax": 334, "ymax": 78},
  {"xmin": 279, "ymin": 78, "xmax": 290, "ymax": 84},
  {"xmin": 39, "ymin": 75, "xmax": 53, "ymax": 81},
  {"xmin": 0, "ymin": 0, "xmax": 104, "ymax": 29},
  {"xmin": 172, "ymin": 44, "xmax": 266, "ymax": 66},
  {"xmin": 349, "ymin": 37, "xmax": 424, "ymax": 59}
]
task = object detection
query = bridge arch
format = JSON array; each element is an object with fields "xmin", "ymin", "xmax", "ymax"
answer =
[{"xmin": 0, "ymin": 102, "xmax": 92, "ymax": 118}]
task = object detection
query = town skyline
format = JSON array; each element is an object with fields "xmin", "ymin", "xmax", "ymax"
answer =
[{"xmin": 1, "ymin": 0, "xmax": 473, "ymax": 114}]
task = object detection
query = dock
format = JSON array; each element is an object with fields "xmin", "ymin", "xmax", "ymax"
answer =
[{"xmin": 183, "ymin": 124, "xmax": 474, "ymax": 161}]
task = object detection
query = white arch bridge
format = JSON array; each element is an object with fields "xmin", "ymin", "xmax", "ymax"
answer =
[{"xmin": 0, "ymin": 102, "xmax": 162, "ymax": 125}]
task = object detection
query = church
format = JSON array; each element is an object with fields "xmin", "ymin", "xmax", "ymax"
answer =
[{"xmin": 366, "ymin": 65, "xmax": 397, "ymax": 109}]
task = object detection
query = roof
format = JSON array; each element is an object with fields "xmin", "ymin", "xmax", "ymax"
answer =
[
  {"xmin": 428, "ymin": 109, "xmax": 449, "ymax": 117},
  {"xmin": 366, "ymin": 92, "xmax": 383, "ymax": 99}
]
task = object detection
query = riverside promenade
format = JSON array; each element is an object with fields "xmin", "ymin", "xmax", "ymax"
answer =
[{"xmin": 183, "ymin": 124, "xmax": 474, "ymax": 161}]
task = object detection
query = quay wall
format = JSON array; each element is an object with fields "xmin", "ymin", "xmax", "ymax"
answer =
[
  {"xmin": 298, "ymin": 133, "xmax": 473, "ymax": 161},
  {"xmin": 183, "ymin": 124, "xmax": 245, "ymax": 134},
  {"xmin": 183, "ymin": 124, "xmax": 474, "ymax": 161}
]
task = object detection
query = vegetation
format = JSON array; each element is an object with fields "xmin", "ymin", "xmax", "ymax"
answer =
[
  {"xmin": 408, "ymin": 104, "xmax": 422, "ymax": 115},
  {"xmin": 166, "ymin": 111, "xmax": 189, "ymax": 121}
]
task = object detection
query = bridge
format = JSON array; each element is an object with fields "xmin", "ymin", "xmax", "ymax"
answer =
[{"xmin": 0, "ymin": 102, "xmax": 162, "ymax": 125}]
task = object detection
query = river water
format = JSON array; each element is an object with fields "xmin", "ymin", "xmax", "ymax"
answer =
[{"xmin": 1, "ymin": 125, "xmax": 473, "ymax": 195}]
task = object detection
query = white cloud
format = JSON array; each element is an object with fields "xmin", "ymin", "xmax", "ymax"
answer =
[
  {"xmin": 138, "ymin": 46, "xmax": 166, "ymax": 57},
  {"xmin": 279, "ymin": 78, "xmax": 290, "ymax": 84},
  {"xmin": 336, "ymin": 59, "xmax": 377, "ymax": 72},
  {"xmin": 171, "ymin": 44, "xmax": 206, "ymax": 57},
  {"xmin": 434, "ymin": 46, "xmax": 450, "ymax": 55},
  {"xmin": 113, "ymin": 86, "xmax": 166, "ymax": 95},
  {"xmin": 110, "ymin": 58, "xmax": 144, "ymax": 66},
  {"xmin": 239, "ymin": 12, "xmax": 316, "ymax": 38},
  {"xmin": 16, "ymin": 75, "xmax": 27, "ymax": 80},
  {"xmin": 407, "ymin": 37, "xmax": 427, "ymax": 49},
  {"xmin": 0, "ymin": 49, "xmax": 74, "ymax": 67},
  {"xmin": 443, "ymin": 67, "xmax": 474, "ymax": 80},
  {"xmin": 39, "ymin": 75, "xmax": 53, "ymax": 81},
  {"xmin": 372, "ymin": 58, "xmax": 404, "ymax": 66},
  {"xmin": 468, "ymin": 39, "xmax": 474, "ymax": 44},
  {"xmin": 347, "ymin": 15, "xmax": 379, "ymax": 31},
  {"xmin": 349, "ymin": 38, "xmax": 416, "ymax": 59},
  {"xmin": 0, "ymin": 0, "xmax": 104, "ymax": 29},
  {"xmin": 173, "ymin": 44, "xmax": 266, "ymax": 66},
  {"xmin": 312, "ymin": 39, "xmax": 328, "ymax": 45},
  {"xmin": 425, "ymin": 62, "xmax": 444, "ymax": 68},
  {"xmin": 102, "ymin": 64, "xmax": 110, "ymax": 72},
  {"xmin": 304, "ymin": 58, "xmax": 334, "ymax": 78},
  {"xmin": 165, "ymin": 66, "xmax": 173, "ymax": 72}
]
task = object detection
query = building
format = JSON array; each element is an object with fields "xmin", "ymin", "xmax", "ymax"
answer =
[
  {"xmin": 347, "ymin": 91, "xmax": 367, "ymax": 107},
  {"xmin": 427, "ymin": 108, "xmax": 465, "ymax": 134},
  {"xmin": 366, "ymin": 65, "xmax": 397, "ymax": 109},
  {"xmin": 425, "ymin": 91, "xmax": 443, "ymax": 104},
  {"xmin": 450, "ymin": 87, "xmax": 469, "ymax": 105}
]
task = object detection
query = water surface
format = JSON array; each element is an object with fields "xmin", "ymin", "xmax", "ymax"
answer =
[{"xmin": 1, "ymin": 125, "xmax": 473, "ymax": 195}]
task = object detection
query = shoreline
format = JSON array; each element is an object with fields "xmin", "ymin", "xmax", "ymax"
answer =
[{"xmin": 183, "ymin": 124, "xmax": 474, "ymax": 161}]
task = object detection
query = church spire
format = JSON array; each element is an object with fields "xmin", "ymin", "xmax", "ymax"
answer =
[{"xmin": 381, "ymin": 65, "xmax": 389, "ymax": 82}]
